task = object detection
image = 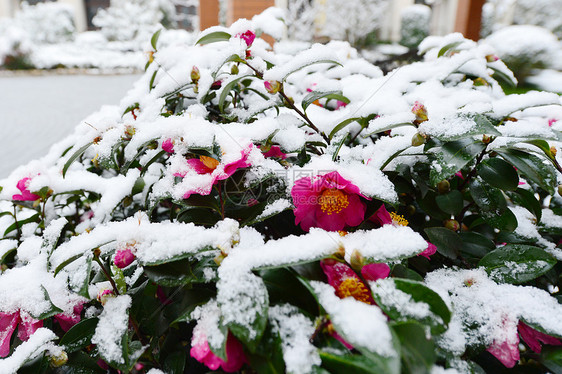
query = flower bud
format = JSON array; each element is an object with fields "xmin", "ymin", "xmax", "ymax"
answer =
[
  {"xmin": 444, "ymin": 219, "xmax": 460, "ymax": 232},
  {"xmin": 191, "ymin": 66, "xmax": 200, "ymax": 82},
  {"xmin": 124, "ymin": 125, "xmax": 136, "ymax": 139},
  {"xmin": 231, "ymin": 64, "xmax": 239, "ymax": 75},
  {"xmin": 147, "ymin": 51, "xmax": 154, "ymax": 64},
  {"xmin": 437, "ymin": 180, "xmax": 450, "ymax": 194},
  {"xmin": 473, "ymin": 77, "xmax": 489, "ymax": 86},
  {"xmin": 411, "ymin": 132, "xmax": 426, "ymax": 146},
  {"xmin": 49, "ymin": 350, "xmax": 68, "ymax": 368},
  {"xmin": 485, "ymin": 54, "xmax": 499, "ymax": 63},
  {"xmin": 349, "ymin": 250, "xmax": 364, "ymax": 272},
  {"xmin": 211, "ymin": 80, "xmax": 222, "ymax": 90},
  {"xmin": 411, "ymin": 101, "xmax": 428, "ymax": 123},
  {"xmin": 114, "ymin": 247, "xmax": 136, "ymax": 269},
  {"xmin": 97, "ymin": 289, "xmax": 115, "ymax": 306},
  {"xmin": 238, "ymin": 30, "xmax": 256, "ymax": 47},
  {"xmin": 264, "ymin": 80, "xmax": 282, "ymax": 94},
  {"xmin": 550, "ymin": 146, "xmax": 557, "ymax": 157},
  {"xmin": 558, "ymin": 185, "xmax": 562, "ymax": 197},
  {"xmin": 482, "ymin": 134, "xmax": 492, "ymax": 144}
]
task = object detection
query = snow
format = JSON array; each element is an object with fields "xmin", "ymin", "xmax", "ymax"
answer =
[
  {"xmin": 370, "ymin": 278, "xmax": 435, "ymax": 321},
  {"xmin": 492, "ymin": 91, "xmax": 560, "ymax": 118},
  {"xmin": 190, "ymin": 301, "xmax": 226, "ymax": 351},
  {"xmin": 91, "ymin": 295, "xmax": 132, "ymax": 365},
  {"xmin": 0, "ymin": 328, "xmax": 58, "ymax": 374},
  {"xmin": 310, "ymin": 281, "xmax": 395, "ymax": 357},
  {"xmin": 425, "ymin": 268, "xmax": 562, "ymax": 355},
  {"xmin": 527, "ymin": 69, "xmax": 562, "ymax": 94},
  {"xmin": 269, "ymin": 304, "xmax": 321, "ymax": 374}
]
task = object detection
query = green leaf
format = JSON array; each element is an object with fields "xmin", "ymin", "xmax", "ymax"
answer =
[
  {"xmin": 469, "ymin": 179, "xmax": 517, "ymax": 231},
  {"xmin": 60, "ymin": 318, "xmax": 99, "ymax": 353},
  {"xmin": 320, "ymin": 351, "xmax": 384, "ymax": 374},
  {"xmin": 35, "ymin": 286, "xmax": 64, "ymax": 320},
  {"xmin": 302, "ymin": 90, "xmax": 349, "ymax": 112},
  {"xmin": 372, "ymin": 279, "xmax": 451, "ymax": 335},
  {"xmin": 219, "ymin": 74, "xmax": 253, "ymax": 112},
  {"xmin": 489, "ymin": 66, "xmax": 516, "ymax": 88},
  {"xmin": 428, "ymin": 139, "xmax": 486, "ymax": 185},
  {"xmin": 479, "ymin": 244, "xmax": 557, "ymax": 284},
  {"xmin": 149, "ymin": 70, "xmax": 157, "ymax": 91},
  {"xmin": 435, "ymin": 190, "xmax": 464, "ymax": 215},
  {"xmin": 163, "ymin": 351, "xmax": 187, "ymax": 374},
  {"xmin": 282, "ymin": 59, "xmax": 341, "ymax": 81},
  {"xmin": 495, "ymin": 148, "xmax": 557, "ymax": 194},
  {"xmin": 143, "ymin": 258, "xmax": 203, "ymax": 286},
  {"xmin": 424, "ymin": 227, "xmax": 462, "ymax": 259},
  {"xmin": 54, "ymin": 253, "xmax": 84, "ymax": 276},
  {"xmin": 329, "ymin": 117, "xmax": 361, "ymax": 140},
  {"xmin": 393, "ymin": 322, "xmax": 436, "ymax": 374},
  {"xmin": 507, "ymin": 188, "xmax": 542, "ymax": 222},
  {"xmin": 437, "ymin": 41, "xmax": 463, "ymax": 57},
  {"xmin": 63, "ymin": 142, "xmax": 93, "ymax": 178},
  {"xmin": 459, "ymin": 232, "xmax": 495, "ymax": 259},
  {"xmin": 196, "ymin": 31, "xmax": 231, "ymax": 45},
  {"xmin": 434, "ymin": 114, "xmax": 501, "ymax": 141},
  {"xmin": 150, "ymin": 29, "xmax": 162, "ymax": 50},
  {"xmin": 477, "ymin": 157, "xmax": 519, "ymax": 191},
  {"xmin": 4, "ymin": 213, "xmax": 40, "ymax": 237}
]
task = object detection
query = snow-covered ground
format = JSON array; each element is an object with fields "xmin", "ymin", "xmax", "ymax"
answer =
[{"xmin": 0, "ymin": 73, "xmax": 141, "ymax": 178}]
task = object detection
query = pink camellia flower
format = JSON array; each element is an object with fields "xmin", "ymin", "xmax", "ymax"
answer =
[
  {"xmin": 191, "ymin": 332, "xmax": 246, "ymax": 373},
  {"xmin": 264, "ymin": 80, "xmax": 281, "ymax": 94},
  {"xmin": 177, "ymin": 146, "xmax": 253, "ymax": 199},
  {"xmin": 320, "ymin": 259, "xmax": 376, "ymax": 305},
  {"xmin": 237, "ymin": 30, "xmax": 255, "ymax": 47},
  {"xmin": 0, "ymin": 311, "xmax": 43, "ymax": 357},
  {"xmin": 455, "ymin": 171, "xmax": 464, "ymax": 180},
  {"xmin": 291, "ymin": 171, "xmax": 369, "ymax": 232},
  {"xmin": 12, "ymin": 177, "xmax": 40, "ymax": 201},
  {"xmin": 487, "ymin": 336, "xmax": 520, "ymax": 368},
  {"xmin": 162, "ymin": 138, "xmax": 175, "ymax": 154},
  {"xmin": 411, "ymin": 101, "xmax": 428, "ymax": 123},
  {"xmin": 518, "ymin": 321, "xmax": 562, "ymax": 353},
  {"xmin": 548, "ymin": 118, "xmax": 558, "ymax": 127},
  {"xmin": 361, "ymin": 263, "xmax": 391, "ymax": 281},
  {"xmin": 114, "ymin": 247, "xmax": 136, "ymax": 269},
  {"xmin": 370, "ymin": 205, "xmax": 436, "ymax": 259},
  {"xmin": 261, "ymin": 145, "xmax": 286, "ymax": 160},
  {"xmin": 335, "ymin": 100, "xmax": 348, "ymax": 110},
  {"xmin": 54, "ymin": 302, "xmax": 84, "ymax": 332}
]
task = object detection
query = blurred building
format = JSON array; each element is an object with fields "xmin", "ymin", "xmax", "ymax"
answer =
[{"xmin": 0, "ymin": 0, "xmax": 486, "ymax": 41}]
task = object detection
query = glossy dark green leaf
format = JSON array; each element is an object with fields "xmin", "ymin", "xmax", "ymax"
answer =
[
  {"xmin": 163, "ymin": 351, "xmax": 187, "ymax": 374},
  {"xmin": 469, "ymin": 179, "xmax": 517, "ymax": 231},
  {"xmin": 196, "ymin": 31, "xmax": 231, "ymax": 45},
  {"xmin": 489, "ymin": 66, "xmax": 516, "ymax": 88},
  {"xmin": 219, "ymin": 74, "xmax": 253, "ymax": 112},
  {"xmin": 320, "ymin": 351, "xmax": 383, "ymax": 374},
  {"xmin": 329, "ymin": 117, "xmax": 361, "ymax": 140},
  {"xmin": 60, "ymin": 318, "xmax": 99, "ymax": 353},
  {"xmin": 393, "ymin": 322, "xmax": 436, "ymax": 374},
  {"xmin": 3, "ymin": 213, "xmax": 40, "ymax": 237},
  {"xmin": 477, "ymin": 157, "xmax": 519, "ymax": 191},
  {"xmin": 435, "ymin": 190, "xmax": 464, "ymax": 215},
  {"xmin": 143, "ymin": 257, "xmax": 210, "ymax": 286},
  {"xmin": 34, "ymin": 286, "xmax": 64, "ymax": 320},
  {"xmin": 424, "ymin": 227, "xmax": 462, "ymax": 259},
  {"xmin": 495, "ymin": 148, "xmax": 557, "ymax": 194},
  {"xmin": 429, "ymin": 139, "xmax": 486, "ymax": 185},
  {"xmin": 508, "ymin": 188, "xmax": 542, "ymax": 222},
  {"xmin": 302, "ymin": 90, "xmax": 349, "ymax": 112},
  {"xmin": 459, "ymin": 232, "xmax": 495, "ymax": 259},
  {"xmin": 434, "ymin": 114, "xmax": 500, "ymax": 141},
  {"xmin": 63, "ymin": 142, "xmax": 93, "ymax": 178},
  {"xmin": 372, "ymin": 279, "xmax": 451, "ymax": 335},
  {"xmin": 437, "ymin": 41, "xmax": 463, "ymax": 57},
  {"xmin": 479, "ymin": 244, "xmax": 557, "ymax": 284},
  {"xmin": 542, "ymin": 346, "xmax": 562, "ymax": 374},
  {"xmin": 150, "ymin": 29, "xmax": 162, "ymax": 50}
]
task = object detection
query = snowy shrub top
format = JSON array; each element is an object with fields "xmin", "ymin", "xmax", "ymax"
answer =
[{"xmin": 1, "ymin": 8, "xmax": 562, "ymax": 373}]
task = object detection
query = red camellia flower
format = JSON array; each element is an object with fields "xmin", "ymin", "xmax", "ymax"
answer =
[
  {"xmin": 291, "ymin": 171, "xmax": 369, "ymax": 232},
  {"xmin": 114, "ymin": 247, "xmax": 136, "ymax": 269},
  {"xmin": 12, "ymin": 177, "xmax": 40, "ymax": 201},
  {"xmin": 191, "ymin": 332, "xmax": 246, "ymax": 373},
  {"xmin": 0, "ymin": 311, "xmax": 43, "ymax": 357},
  {"xmin": 162, "ymin": 138, "xmax": 174, "ymax": 154},
  {"xmin": 237, "ymin": 30, "xmax": 255, "ymax": 47}
]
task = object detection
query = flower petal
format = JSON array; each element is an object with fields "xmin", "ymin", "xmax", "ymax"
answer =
[{"xmin": 0, "ymin": 312, "xmax": 19, "ymax": 358}]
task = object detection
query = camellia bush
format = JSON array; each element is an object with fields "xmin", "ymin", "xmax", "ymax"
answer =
[{"xmin": 2, "ymin": 11, "xmax": 562, "ymax": 374}]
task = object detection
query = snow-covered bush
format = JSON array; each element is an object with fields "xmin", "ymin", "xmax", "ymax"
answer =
[
  {"xmin": 93, "ymin": 0, "xmax": 177, "ymax": 42},
  {"xmin": 2, "ymin": 12, "xmax": 562, "ymax": 373},
  {"xmin": 0, "ymin": 21, "xmax": 33, "ymax": 69},
  {"xmin": 485, "ymin": 25, "xmax": 559, "ymax": 82},
  {"xmin": 16, "ymin": 1, "xmax": 76, "ymax": 44},
  {"xmin": 400, "ymin": 4, "xmax": 431, "ymax": 49}
]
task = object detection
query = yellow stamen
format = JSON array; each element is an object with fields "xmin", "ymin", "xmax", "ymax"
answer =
[
  {"xmin": 390, "ymin": 212, "xmax": 408, "ymax": 226},
  {"xmin": 338, "ymin": 230, "xmax": 348, "ymax": 237},
  {"xmin": 200, "ymin": 155, "xmax": 220, "ymax": 170},
  {"xmin": 319, "ymin": 189, "xmax": 349, "ymax": 215},
  {"xmin": 337, "ymin": 278, "xmax": 372, "ymax": 304}
]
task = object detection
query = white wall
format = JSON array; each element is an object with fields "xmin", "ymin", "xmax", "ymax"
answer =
[
  {"xmin": 0, "ymin": 0, "xmax": 19, "ymax": 18},
  {"xmin": 58, "ymin": 0, "xmax": 88, "ymax": 32}
]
